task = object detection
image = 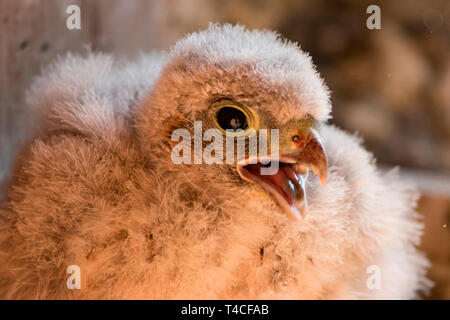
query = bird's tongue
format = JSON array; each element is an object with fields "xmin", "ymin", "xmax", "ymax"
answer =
[{"xmin": 243, "ymin": 163, "xmax": 306, "ymax": 220}]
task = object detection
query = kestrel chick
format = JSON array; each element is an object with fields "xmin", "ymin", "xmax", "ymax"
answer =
[{"xmin": 0, "ymin": 24, "xmax": 431, "ymax": 299}]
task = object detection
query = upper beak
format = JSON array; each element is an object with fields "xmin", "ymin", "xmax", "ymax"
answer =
[
  {"xmin": 283, "ymin": 128, "xmax": 328, "ymax": 186},
  {"xmin": 237, "ymin": 128, "xmax": 328, "ymax": 221}
]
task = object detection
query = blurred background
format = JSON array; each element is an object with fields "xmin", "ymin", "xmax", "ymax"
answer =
[{"xmin": 0, "ymin": 0, "xmax": 449, "ymax": 298}]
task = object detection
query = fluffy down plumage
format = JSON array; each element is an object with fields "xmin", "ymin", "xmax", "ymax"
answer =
[{"xmin": 0, "ymin": 24, "xmax": 431, "ymax": 299}]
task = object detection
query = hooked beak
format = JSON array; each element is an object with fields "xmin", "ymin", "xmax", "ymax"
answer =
[{"xmin": 236, "ymin": 128, "xmax": 328, "ymax": 221}]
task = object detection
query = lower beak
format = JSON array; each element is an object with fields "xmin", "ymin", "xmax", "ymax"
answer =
[{"xmin": 237, "ymin": 128, "xmax": 328, "ymax": 221}]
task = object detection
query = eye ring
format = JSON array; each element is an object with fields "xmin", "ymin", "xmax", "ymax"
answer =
[{"xmin": 213, "ymin": 102, "xmax": 259, "ymax": 135}]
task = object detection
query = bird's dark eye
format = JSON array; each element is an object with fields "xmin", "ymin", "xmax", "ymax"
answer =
[{"xmin": 216, "ymin": 107, "xmax": 248, "ymax": 131}]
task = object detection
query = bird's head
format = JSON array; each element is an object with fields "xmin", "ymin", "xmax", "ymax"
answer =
[{"xmin": 137, "ymin": 24, "xmax": 331, "ymax": 222}]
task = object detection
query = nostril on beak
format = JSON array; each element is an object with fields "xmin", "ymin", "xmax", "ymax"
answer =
[{"xmin": 291, "ymin": 135, "xmax": 300, "ymax": 143}]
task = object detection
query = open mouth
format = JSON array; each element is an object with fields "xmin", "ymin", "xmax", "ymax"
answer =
[
  {"xmin": 237, "ymin": 158, "xmax": 310, "ymax": 221},
  {"xmin": 236, "ymin": 128, "xmax": 328, "ymax": 221}
]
